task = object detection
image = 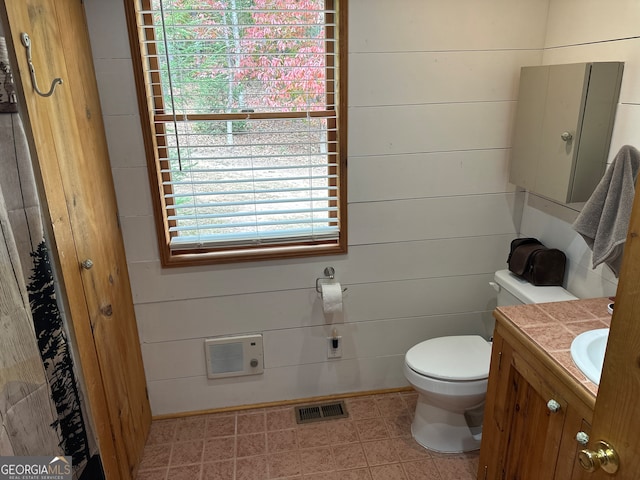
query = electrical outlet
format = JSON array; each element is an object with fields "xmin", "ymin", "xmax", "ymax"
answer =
[{"xmin": 327, "ymin": 336, "xmax": 342, "ymax": 359}]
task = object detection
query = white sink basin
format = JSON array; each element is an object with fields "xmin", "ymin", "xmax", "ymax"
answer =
[{"xmin": 570, "ymin": 328, "xmax": 609, "ymax": 385}]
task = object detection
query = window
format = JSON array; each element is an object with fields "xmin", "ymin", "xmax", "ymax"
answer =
[{"xmin": 127, "ymin": 0, "xmax": 347, "ymax": 266}]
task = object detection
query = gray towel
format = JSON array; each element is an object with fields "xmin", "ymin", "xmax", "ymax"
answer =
[{"xmin": 573, "ymin": 145, "xmax": 640, "ymax": 277}]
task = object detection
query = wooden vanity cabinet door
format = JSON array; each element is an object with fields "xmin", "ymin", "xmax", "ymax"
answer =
[
  {"xmin": 501, "ymin": 350, "xmax": 568, "ymax": 479},
  {"xmin": 478, "ymin": 331, "xmax": 568, "ymax": 479},
  {"xmin": 478, "ymin": 332, "xmax": 515, "ymax": 479}
]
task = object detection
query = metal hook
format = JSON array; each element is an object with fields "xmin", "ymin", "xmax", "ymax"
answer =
[{"xmin": 20, "ymin": 33, "xmax": 63, "ymax": 98}]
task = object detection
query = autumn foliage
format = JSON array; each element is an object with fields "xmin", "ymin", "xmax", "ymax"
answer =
[{"xmin": 158, "ymin": 0, "xmax": 327, "ymax": 113}]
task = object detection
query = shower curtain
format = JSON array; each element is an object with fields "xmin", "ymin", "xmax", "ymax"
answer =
[{"xmin": 0, "ymin": 37, "xmax": 91, "ymax": 476}]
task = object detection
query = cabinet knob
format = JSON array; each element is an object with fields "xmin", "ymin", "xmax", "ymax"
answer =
[
  {"xmin": 547, "ymin": 399, "xmax": 561, "ymax": 413},
  {"xmin": 578, "ymin": 440, "xmax": 619, "ymax": 474},
  {"xmin": 81, "ymin": 259, "xmax": 94, "ymax": 270},
  {"xmin": 576, "ymin": 431, "xmax": 590, "ymax": 446},
  {"xmin": 561, "ymin": 131, "xmax": 573, "ymax": 142}
]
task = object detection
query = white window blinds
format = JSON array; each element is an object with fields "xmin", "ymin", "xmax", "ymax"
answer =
[{"xmin": 134, "ymin": 0, "xmax": 344, "ymax": 253}]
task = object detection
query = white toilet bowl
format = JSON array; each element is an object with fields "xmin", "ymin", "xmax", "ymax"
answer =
[
  {"xmin": 403, "ymin": 269, "xmax": 578, "ymax": 453},
  {"xmin": 403, "ymin": 335, "xmax": 492, "ymax": 453}
]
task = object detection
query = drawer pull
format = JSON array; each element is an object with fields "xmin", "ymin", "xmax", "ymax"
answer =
[
  {"xmin": 547, "ymin": 399, "xmax": 561, "ymax": 413},
  {"xmin": 576, "ymin": 431, "xmax": 590, "ymax": 446}
]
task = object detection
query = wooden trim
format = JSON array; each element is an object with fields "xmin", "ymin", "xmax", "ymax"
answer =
[
  {"xmin": 166, "ymin": 241, "xmax": 345, "ymax": 267},
  {"xmin": 152, "ymin": 387, "xmax": 415, "ymax": 420}
]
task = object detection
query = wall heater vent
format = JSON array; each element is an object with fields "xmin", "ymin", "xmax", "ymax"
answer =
[{"xmin": 204, "ymin": 334, "xmax": 264, "ymax": 379}]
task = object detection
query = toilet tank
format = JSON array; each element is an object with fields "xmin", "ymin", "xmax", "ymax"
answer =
[{"xmin": 492, "ymin": 270, "xmax": 578, "ymax": 306}]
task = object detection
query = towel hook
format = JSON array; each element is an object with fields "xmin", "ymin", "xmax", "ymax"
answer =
[{"xmin": 20, "ymin": 33, "xmax": 63, "ymax": 98}]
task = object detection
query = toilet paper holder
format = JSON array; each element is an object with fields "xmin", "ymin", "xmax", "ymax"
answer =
[{"xmin": 315, "ymin": 267, "xmax": 348, "ymax": 294}]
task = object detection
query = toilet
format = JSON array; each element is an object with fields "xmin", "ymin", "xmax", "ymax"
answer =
[
  {"xmin": 403, "ymin": 269, "xmax": 577, "ymax": 453},
  {"xmin": 491, "ymin": 269, "xmax": 577, "ymax": 307}
]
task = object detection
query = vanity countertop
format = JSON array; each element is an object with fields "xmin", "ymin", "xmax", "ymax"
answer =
[{"xmin": 494, "ymin": 297, "xmax": 611, "ymax": 403}]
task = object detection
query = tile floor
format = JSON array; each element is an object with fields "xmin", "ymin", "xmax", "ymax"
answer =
[{"xmin": 136, "ymin": 391, "xmax": 479, "ymax": 480}]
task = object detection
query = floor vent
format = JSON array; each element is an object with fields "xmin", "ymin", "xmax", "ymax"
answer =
[{"xmin": 294, "ymin": 401, "xmax": 348, "ymax": 424}]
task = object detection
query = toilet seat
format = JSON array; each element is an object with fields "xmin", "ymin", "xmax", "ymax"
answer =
[
  {"xmin": 404, "ymin": 362, "xmax": 488, "ymax": 398},
  {"xmin": 405, "ymin": 335, "xmax": 491, "ymax": 381}
]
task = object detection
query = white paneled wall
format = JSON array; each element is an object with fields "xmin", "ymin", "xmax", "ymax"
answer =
[
  {"xmin": 520, "ymin": 0, "xmax": 640, "ymax": 299},
  {"xmin": 84, "ymin": 0, "xmax": 548, "ymax": 415}
]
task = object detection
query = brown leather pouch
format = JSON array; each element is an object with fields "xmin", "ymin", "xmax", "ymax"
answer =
[{"xmin": 507, "ymin": 238, "xmax": 566, "ymax": 286}]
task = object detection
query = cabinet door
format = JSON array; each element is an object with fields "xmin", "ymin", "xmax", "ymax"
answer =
[
  {"xmin": 501, "ymin": 350, "xmax": 568, "ymax": 479},
  {"xmin": 479, "ymin": 333, "xmax": 568, "ymax": 479},
  {"xmin": 535, "ymin": 63, "xmax": 589, "ymax": 203},
  {"xmin": 509, "ymin": 66, "xmax": 549, "ymax": 192},
  {"xmin": 510, "ymin": 62, "xmax": 621, "ymax": 204},
  {"xmin": 478, "ymin": 332, "xmax": 517, "ymax": 479}
]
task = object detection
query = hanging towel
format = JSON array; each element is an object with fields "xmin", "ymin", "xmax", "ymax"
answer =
[{"xmin": 572, "ymin": 145, "xmax": 640, "ymax": 277}]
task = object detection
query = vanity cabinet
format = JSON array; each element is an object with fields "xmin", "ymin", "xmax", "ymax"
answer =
[
  {"xmin": 509, "ymin": 62, "xmax": 623, "ymax": 203},
  {"xmin": 478, "ymin": 325, "xmax": 593, "ymax": 480}
]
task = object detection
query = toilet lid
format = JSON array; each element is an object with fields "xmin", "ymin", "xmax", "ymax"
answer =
[{"xmin": 405, "ymin": 335, "xmax": 491, "ymax": 381}]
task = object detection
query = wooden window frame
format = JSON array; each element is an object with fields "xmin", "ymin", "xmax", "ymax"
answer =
[{"xmin": 124, "ymin": 0, "xmax": 348, "ymax": 267}]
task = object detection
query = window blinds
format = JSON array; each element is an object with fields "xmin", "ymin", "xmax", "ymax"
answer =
[{"xmin": 136, "ymin": 0, "xmax": 341, "ymax": 251}]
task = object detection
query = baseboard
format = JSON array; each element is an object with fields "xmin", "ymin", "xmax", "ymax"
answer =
[{"xmin": 152, "ymin": 386, "xmax": 415, "ymax": 421}]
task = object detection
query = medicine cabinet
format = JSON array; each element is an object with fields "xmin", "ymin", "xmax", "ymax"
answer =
[{"xmin": 509, "ymin": 62, "xmax": 623, "ymax": 203}]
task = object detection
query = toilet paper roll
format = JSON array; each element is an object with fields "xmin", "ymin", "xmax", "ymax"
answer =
[{"xmin": 321, "ymin": 283, "xmax": 343, "ymax": 314}]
